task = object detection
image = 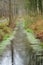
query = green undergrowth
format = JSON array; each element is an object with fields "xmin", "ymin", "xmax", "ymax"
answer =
[
  {"xmin": 0, "ymin": 30, "xmax": 16, "ymax": 54},
  {"xmin": 26, "ymin": 28, "xmax": 34, "ymax": 33}
]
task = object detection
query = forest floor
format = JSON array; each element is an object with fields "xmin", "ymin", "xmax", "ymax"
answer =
[
  {"xmin": 0, "ymin": 15, "xmax": 43, "ymax": 45},
  {"xmin": 0, "ymin": 17, "xmax": 16, "ymax": 42},
  {"xmin": 0, "ymin": 18, "xmax": 42, "ymax": 65},
  {"xmin": 23, "ymin": 15, "xmax": 43, "ymax": 42}
]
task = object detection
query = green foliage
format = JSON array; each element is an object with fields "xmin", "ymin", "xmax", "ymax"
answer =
[
  {"xmin": 0, "ymin": 30, "xmax": 15, "ymax": 54},
  {"xmin": 26, "ymin": 28, "xmax": 34, "ymax": 33},
  {"xmin": 40, "ymin": 43, "xmax": 43, "ymax": 48},
  {"xmin": 3, "ymin": 34, "xmax": 10, "ymax": 40}
]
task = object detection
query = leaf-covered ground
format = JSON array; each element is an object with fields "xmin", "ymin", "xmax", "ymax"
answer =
[
  {"xmin": 0, "ymin": 17, "xmax": 16, "ymax": 42},
  {"xmin": 24, "ymin": 15, "xmax": 43, "ymax": 42}
]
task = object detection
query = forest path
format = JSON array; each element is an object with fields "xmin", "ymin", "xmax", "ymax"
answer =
[{"xmin": 0, "ymin": 18, "xmax": 42, "ymax": 65}]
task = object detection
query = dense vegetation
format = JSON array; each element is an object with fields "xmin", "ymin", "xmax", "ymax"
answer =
[
  {"xmin": 0, "ymin": 0, "xmax": 43, "ymax": 44},
  {"xmin": 24, "ymin": 15, "xmax": 43, "ymax": 42}
]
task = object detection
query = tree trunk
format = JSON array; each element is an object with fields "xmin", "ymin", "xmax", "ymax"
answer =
[
  {"xmin": 9, "ymin": 0, "xmax": 14, "ymax": 28},
  {"xmin": 39, "ymin": 0, "xmax": 42, "ymax": 14},
  {"xmin": 37, "ymin": 0, "xmax": 40, "ymax": 14}
]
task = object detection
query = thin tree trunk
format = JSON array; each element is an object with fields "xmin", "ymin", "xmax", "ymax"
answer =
[
  {"xmin": 37, "ymin": 0, "xmax": 39, "ymax": 14},
  {"xmin": 39, "ymin": 0, "xmax": 42, "ymax": 14}
]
